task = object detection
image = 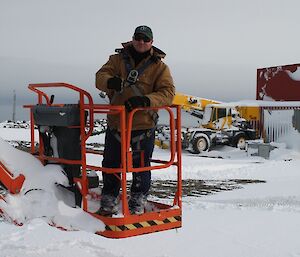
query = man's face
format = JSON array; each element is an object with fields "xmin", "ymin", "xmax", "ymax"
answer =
[{"xmin": 132, "ymin": 33, "xmax": 153, "ymax": 53}]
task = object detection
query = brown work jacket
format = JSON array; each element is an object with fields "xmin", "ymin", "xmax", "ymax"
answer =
[{"xmin": 96, "ymin": 42, "xmax": 175, "ymax": 130}]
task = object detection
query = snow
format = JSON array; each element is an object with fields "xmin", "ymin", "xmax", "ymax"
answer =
[
  {"xmin": 1, "ymin": 126, "xmax": 300, "ymax": 257},
  {"xmin": 0, "ymin": 136, "xmax": 105, "ymax": 232},
  {"xmin": 287, "ymin": 67, "xmax": 300, "ymax": 81}
]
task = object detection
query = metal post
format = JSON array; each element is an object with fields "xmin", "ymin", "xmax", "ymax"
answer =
[{"xmin": 12, "ymin": 90, "xmax": 16, "ymax": 122}]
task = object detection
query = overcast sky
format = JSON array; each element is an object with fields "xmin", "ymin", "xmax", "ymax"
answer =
[{"xmin": 1, "ymin": 0, "xmax": 300, "ymax": 121}]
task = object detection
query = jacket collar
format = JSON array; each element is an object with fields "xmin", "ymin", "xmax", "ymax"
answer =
[{"xmin": 116, "ymin": 41, "xmax": 166, "ymax": 60}]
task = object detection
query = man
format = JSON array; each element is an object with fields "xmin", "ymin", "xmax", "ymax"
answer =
[{"xmin": 95, "ymin": 25, "xmax": 175, "ymax": 215}]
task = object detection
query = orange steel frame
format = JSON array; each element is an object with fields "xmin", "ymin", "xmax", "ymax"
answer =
[
  {"xmin": 0, "ymin": 162, "xmax": 25, "ymax": 194},
  {"xmin": 23, "ymin": 82, "xmax": 182, "ymax": 238}
]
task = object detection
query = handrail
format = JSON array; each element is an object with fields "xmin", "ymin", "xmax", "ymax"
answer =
[
  {"xmin": 28, "ymin": 83, "xmax": 95, "ymax": 139},
  {"xmin": 126, "ymin": 106, "xmax": 176, "ymax": 172}
]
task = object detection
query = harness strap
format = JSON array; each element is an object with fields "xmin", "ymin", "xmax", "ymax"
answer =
[
  {"xmin": 110, "ymin": 51, "xmax": 159, "ymax": 128},
  {"xmin": 123, "ymin": 52, "xmax": 159, "ymax": 125},
  {"xmin": 110, "ymin": 53, "xmax": 153, "ymax": 103},
  {"xmin": 110, "ymin": 128, "xmax": 153, "ymax": 151},
  {"xmin": 123, "ymin": 52, "xmax": 154, "ymax": 76}
]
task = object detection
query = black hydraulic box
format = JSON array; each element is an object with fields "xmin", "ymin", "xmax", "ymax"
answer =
[{"xmin": 32, "ymin": 104, "xmax": 80, "ymax": 127}]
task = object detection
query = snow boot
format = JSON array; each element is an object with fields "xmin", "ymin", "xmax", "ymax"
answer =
[
  {"xmin": 128, "ymin": 193, "xmax": 147, "ymax": 215},
  {"xmin": 96, "ymin": 194, "xmax": 119, "ymax": 216}
]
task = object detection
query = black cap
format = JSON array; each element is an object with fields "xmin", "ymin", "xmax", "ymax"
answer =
[{"xmin": 134, "ymin": 25, "xmax": 153, "ymax": 40}]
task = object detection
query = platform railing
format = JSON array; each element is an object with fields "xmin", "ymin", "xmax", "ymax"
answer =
[{"xmin": 25, "ymin": 83, "xmax": 182, "ymax": 218}]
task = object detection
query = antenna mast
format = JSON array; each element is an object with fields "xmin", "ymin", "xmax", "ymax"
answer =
[{"xmin": 12, "ymin": 90, "xmax": 16, "ymax": 122}]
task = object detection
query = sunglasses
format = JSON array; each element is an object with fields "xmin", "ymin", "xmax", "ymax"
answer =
[{"xmin": 134, "ymin": 34, "xmax": 151, "ymax": 43}]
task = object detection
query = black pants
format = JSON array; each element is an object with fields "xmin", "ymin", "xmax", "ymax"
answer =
[{"xmin": 102, "ymin": 127, "xmax": 155, "ymax": 197}]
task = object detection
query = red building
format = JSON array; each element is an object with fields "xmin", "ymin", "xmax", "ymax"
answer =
[{"xmin": 257, "ymin": 63, "xmax": 300, "ymax": 101}]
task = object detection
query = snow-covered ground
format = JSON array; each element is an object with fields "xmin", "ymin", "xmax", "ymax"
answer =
[{"xmin": 1, "ymin": 125, "xmax": 300, "ymax": 257}]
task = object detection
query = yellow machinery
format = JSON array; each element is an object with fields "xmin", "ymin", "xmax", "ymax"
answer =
[{"xmin": 159, "ymin": 92, "xmax": 258, "ymax": 153}]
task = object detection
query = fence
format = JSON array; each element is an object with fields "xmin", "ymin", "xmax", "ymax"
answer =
[{"xmin": 254, "ymin": 107, "xmax": 300, "ymax": 143}]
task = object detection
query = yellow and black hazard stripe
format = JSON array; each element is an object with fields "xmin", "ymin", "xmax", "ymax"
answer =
[{"xmin": 105, "ymin": 216, "xmax": 181, "ymax": 231}]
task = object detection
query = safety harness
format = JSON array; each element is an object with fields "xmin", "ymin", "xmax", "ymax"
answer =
[
  {"xmin": 110, "ymin": 50, "xmax": 158, "ymax": 158},
  {"xmin": 122, "ymin": 51, "xmax": 159, "ymax": 124}
]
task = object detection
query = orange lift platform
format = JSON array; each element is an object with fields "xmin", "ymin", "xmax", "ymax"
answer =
[{"xmin": 13, "ymin": 82, "xmax": 182, "ymax": 238}]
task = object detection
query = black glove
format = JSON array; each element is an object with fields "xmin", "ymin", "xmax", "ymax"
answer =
[
  {"xmin": 107, "ymin": 76, "xmax": 122, "ymax": 92},
  {"xmin": 125, "ymin": 96, "xmax": 150, "ymax": 112}
]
